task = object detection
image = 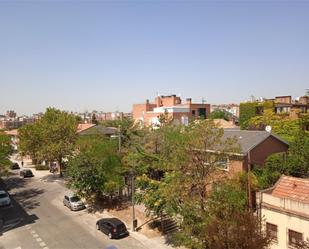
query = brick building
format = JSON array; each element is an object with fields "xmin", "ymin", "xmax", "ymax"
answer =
[{"xmin": 133, "ymin": 95, "xmax": 210, "ymax": 126}]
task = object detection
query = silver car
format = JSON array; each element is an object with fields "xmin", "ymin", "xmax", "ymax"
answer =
[
  {"xmin": 63, "ymin": 193, "xmax": 85, "ymax": 211},
  {"xmin": 0, "ymin": 190, "xmax": 11, "ymax": 207}
]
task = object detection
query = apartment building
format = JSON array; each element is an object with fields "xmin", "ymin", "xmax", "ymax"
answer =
[
  {"xmin": 274, "ymin": 95, "xmax": 308, "ymax": 119},
  {"xmin": 257, "ymin": 176, "xmax": 309, "ymax": 249},
  {"xmin": 133, "ymin": 95, "xmax": 210, "ymax": 126}
]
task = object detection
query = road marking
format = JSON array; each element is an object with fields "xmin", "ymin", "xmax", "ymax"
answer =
[
  {"xmin": 43, "ymin": 247, "xmax": 49, "ymax": 249},
  {"xmin": 33, "ymin": 233, "xmax": 39, "ymax": 238},
  {"xmin": 30, "ymin": 230, "xmax": 36, "ymax": 234},
  {"xmin": 36, "ymin": 237, "xmax": 42, "ymax": 242},
  {"xmin": 14, "ymin": 247, "xmax": 22, "ymax": 249},
  {"xmin": 40, "ymin": 242, "xmax": 46, "ymax": 247}
]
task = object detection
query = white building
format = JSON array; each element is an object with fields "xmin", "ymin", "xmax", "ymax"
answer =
[{"xmin": 257, "ymin": 175, "xmax": 309, "ymax": 249}]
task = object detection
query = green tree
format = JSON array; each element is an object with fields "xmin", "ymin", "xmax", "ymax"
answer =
[
  {"xmin": 19, "ymin": 123, "xmax": 44, "ymax": 164},
  {"xmin": 239, "ymin": 102, "xmax": 259, "ymax": 129},
  {"xmin": 209, "ymin": 109, "xmax": 231, "ymax": 120},
  {"xmin": 66, "ymin": 135, "xmax": 123, "ymax": 200},
  {"xmin": 248, "ymin": 109, "xmax": 300, "ymax": 143},
  {"xmin": 39, "ymin": 108, "xmax": 77, "ymax": 176},
  {"xmin": 0, "ymin": 131, "xmax": 12, "ymax": 176},
  {"xmin": 254, "ymin": 131, "xmax": 309, "ymax": 189}
]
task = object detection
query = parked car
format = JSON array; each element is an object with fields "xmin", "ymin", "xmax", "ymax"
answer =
[
  {"xmin": 11, "ymin": 162, "xmax": 20, "ymax": 170},
  {"xmin": 63, "ymin": 193, "xmax": 85, "ymax": 211},
  {"xmin": 0, "ymin": 190, "xmax": 11, "ymax": 207},
  {"xmin": 20, "ymin": 169, "xmax": 34, "ymax": 178},
  {"xmin": 96, "ymin": 218, "xmax": 129, "ymax": 239}
]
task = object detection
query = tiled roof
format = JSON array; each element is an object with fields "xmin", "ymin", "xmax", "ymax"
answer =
[
  {"xmin": 5, "ymin": 129, "xmax": 18, "ymax": 136},
  {"xmin": 77, "ymin": 123, "xmax": 96, "ymax": 133},
  {"xmin": 222, "ymin": 129, "xmax": 288, "ymax": 154},
  {"xmin": 272, "ymin": 175, "xmax": 309, "ymax": 204}
]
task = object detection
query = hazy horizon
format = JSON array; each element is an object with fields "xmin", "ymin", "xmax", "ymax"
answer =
[{"xmin": 1, "ymin": 1, "xmax": 308, "ymax": 116}]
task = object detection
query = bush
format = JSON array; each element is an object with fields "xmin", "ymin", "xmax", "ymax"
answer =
[{"xmin": 35, "ymin": 164, "xmax": 49, "ymax": 170}]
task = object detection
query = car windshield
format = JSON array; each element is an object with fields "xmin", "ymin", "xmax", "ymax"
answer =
[
  {"xmin": 0, "ymin": 193, "xmax": 8, "ymax": 198},
  {"xmin": 70, "ymin": 196, "xmax": 80, "ymax": 202}
]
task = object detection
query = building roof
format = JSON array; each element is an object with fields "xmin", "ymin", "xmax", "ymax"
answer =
[
  {"xmin": 214, "ymin": 119, "xmax": 237, "ymax": 129},
  {"xmin": 4, "ymin": 129, "xmax": 18, "ymax": 136},
  {"xmin": 222, "ymin": 129, "xmax": 288, "ymax": 154},
  {"xmin": 271, "ymin": 175, "xmax": 309, "ymax": 204},
  {"xmin": 77, "ymin": 123, "xmax": 96, "ymax": 133},
  {"xmin": 78, "ymin": 124, "xmax": 118, "ymax": 136}
]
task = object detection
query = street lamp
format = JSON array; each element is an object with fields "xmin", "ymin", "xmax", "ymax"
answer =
[{"xmin": 131, "ymin": 170, "xmax": 137, "ymax": 231}]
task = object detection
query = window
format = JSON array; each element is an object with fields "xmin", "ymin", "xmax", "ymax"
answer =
[
  {"xmin": 215, "ymin": 157, "xmax": 229, "ymax": 171},
  {"xmin": 288, "ymin": 229, "xmax": 303, "ymax": 247},
  {"xmin": 192, "ymin": 110, "xmax": 196, "ymax": 115},
  {"xmin": 266, "ymin": 223, "xmax": 278, "ymax": 242}
]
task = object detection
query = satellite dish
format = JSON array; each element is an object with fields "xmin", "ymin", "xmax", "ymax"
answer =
[{"xmin": 265, "ymin": 125, "xmax": 272, "ymax": 133}]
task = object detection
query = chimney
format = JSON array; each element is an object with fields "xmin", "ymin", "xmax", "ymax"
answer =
[
  {"xmin": 186, "ymin": 98, "xmax": 192, "ymax": 104},
  {"xmin": 146, "ymin": 99, "xmax": 149, "ymax": 104}
]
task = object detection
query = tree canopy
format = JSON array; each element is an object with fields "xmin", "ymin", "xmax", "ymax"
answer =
[
  {"xmin": 19, "ymin": 107, "xmax": 77, "ymax": 176},
  {"xmin": 0, "ymin": 131, "xmax": 12, "ymax": 176}
]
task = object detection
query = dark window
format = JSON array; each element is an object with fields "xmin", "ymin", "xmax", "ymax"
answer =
[
  {"xmin": 288, "ymin": 229, "xmax": 303, "ymax": 246},
  {"xmin": 266, "ymin": 223, "xmax": 278, "ymax": 242},
  {"xmin": 192, "ymin": 110, "xmax": 196, "ymax": 115},
  {"xmin": 198, "ymin": 108, "xmax": 206, "ymax": 119}
]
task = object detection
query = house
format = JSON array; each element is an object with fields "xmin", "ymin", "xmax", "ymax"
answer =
[
  {"xmin": 220, "ymin": 129, "xmax": 289, "ymax": 175},
  {"xmin": 133, "ymin": 95, "xmax": 210, "ymax": 126},
  {"xmin": 257, "ymin": 176, "xmax": 309, "ymax": 249}
]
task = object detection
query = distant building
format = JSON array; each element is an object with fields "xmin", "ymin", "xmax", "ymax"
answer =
[
  {"xmin": 274, "ymin": 95, "xmax": 308, "ymax": 119},
  {"xmin": 257, "ymin": 176, "xmax": 309, "ymax": 249},
  {"xmin": 133, "ymin": 95, "xmax": 210, "ymax": 126},
  {"xmin": 6, "ymin": 110, "xmax": 17, "ymax": 118},
  {"xmin": 211, "ymin": 104, "xmax": 240, "ymax": 118}
]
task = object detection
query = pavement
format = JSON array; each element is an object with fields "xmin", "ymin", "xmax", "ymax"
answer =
[{"xmin": 1, "ymin": 156, "xmax": 177, "ymax": 249}]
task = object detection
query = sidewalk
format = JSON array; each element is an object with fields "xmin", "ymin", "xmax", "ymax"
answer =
[{"xmin": 92, "ymin": 210, "xmax": 175, "ymax": 249}]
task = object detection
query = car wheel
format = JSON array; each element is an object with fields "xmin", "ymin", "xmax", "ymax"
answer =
[
  {"xmin": 108, "ymin": 232, "xmax": 112, "ymax": 239},
  {"xmin": 96, "ymin": 223, "xmax": 100, "ymax": 230}
]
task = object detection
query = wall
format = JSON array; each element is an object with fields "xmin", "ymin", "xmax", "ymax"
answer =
[
  {"xmin": 261, "ymin": 206, "xmax": 309, "ymax": 249},
  {"xmin": 250, "ymin": 136, "xmax": 288, "ymax": 166}
]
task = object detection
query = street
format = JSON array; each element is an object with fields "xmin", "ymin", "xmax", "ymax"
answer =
[{"xmin": 0, "ymin": 169, "xmax": 148, "ymax": 249}]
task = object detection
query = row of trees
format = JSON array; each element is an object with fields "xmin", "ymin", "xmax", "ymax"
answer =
[{"xmin": 0, "ymin": 131, "xmax": 12, "ymax": 176}]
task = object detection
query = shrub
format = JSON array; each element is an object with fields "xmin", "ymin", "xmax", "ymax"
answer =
[{"xmin": 35, "ymin": 164, "xmax": 49, "ymax": 170}]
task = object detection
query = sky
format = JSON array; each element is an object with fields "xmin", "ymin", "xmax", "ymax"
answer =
[{"xmin": 0, "ymin": 1, "xmax": 308, "ymax": 115}]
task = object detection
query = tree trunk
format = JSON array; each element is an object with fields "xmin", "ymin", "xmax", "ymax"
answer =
[{"xmin": 58, "ymin": 157, "xmax": 63, "ymax": 177}]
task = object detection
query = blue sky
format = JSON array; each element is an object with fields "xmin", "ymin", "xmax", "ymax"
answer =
[{"xmin": 0, "ymin": 1, "xmax": 308, "ymax": 115}]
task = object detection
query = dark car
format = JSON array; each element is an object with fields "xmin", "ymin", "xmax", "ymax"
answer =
[
  {"xmin": 11, "ymin": 162, "xmax": 20, "ymax": 170},
  {"xmin": 96, "ymin": 218, "xmax": 129, "ymax": 239},
  {"xmin": 20, "ymin": 169, "xmax": 34, "ymax": 178}
]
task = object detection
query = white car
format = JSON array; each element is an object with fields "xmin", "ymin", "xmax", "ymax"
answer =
[{"xmin": 0, "ymin": 190, "xmax": 11, "ymax": 207}]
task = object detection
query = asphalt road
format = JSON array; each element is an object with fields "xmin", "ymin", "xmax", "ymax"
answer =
[{"xmin": 0, "ymin": 170, "xmax": 147, "ymax": 249}]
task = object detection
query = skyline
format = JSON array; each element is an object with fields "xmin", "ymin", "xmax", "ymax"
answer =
[{"xmin": 0, "ymin": 1, "xmax": 308, "ymax": 115}]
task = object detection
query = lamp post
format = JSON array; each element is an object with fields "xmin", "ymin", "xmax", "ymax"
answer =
[{"xmin": 131, "ymin": 171, "xmax": 136, "ymax": 231}]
